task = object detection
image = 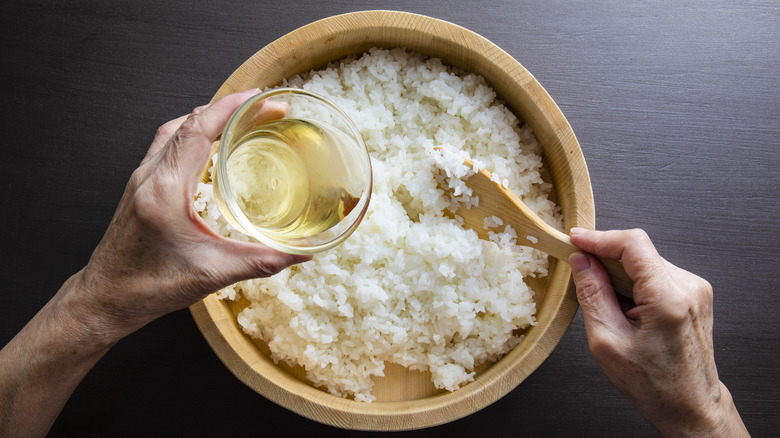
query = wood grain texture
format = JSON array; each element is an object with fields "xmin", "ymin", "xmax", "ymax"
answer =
[
  {"xmin": 190, "ymin": 10, "xmax": 589, "ymax": 430},
  {"xmin": 439, "ymin": 150, "xmax": 633, "ymax": 298},
  {"xmin": 1, "ymin": 0, "xmax": 778, "ymax": 436}
]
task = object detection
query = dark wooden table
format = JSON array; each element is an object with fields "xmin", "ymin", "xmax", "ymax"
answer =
[{"xmin": 2, "ymin": 1, "xmax": 778, "ymax": 436}]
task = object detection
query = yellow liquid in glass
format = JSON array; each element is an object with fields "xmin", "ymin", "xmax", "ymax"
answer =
[{"xmin": 224, "ymin": 118, "xmax": 360, "ymax": 238}]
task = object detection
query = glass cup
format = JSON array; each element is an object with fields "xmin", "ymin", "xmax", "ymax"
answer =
[{"xmin": 213, "ymin": 88, "xmax": 372, "ymax": 254}]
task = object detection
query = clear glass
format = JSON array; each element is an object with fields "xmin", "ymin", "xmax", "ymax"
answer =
[{"xmin": 214, "ymin": 88, "xmax": 372, "ymax": 254}]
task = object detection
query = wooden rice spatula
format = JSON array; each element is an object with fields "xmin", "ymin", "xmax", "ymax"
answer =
[{"xmin": 434, "ymin": 148, "xmax": 633, "ymax": 299}]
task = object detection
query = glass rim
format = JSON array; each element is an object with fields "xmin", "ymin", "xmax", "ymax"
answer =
[{"xmin": 215, "ymin": 87, "xmax": 372, "ymax": 255}]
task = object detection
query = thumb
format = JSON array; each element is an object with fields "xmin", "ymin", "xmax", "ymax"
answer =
[{"xmin": 569, "ymin": 251, "xmax": 632, "ymax": 335}]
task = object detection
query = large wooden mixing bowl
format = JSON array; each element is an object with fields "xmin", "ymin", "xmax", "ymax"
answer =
[{"xmin": 190, "ymin": 10, "xmax": 593, "ymax": 431}]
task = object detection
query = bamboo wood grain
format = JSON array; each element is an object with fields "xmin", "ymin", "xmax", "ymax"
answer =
[
  {"xmin": 436, "ymin": 150, "xmax": 633, "ymax": 298},
  {"xmin": 189, "ymin": 10, "xmax": 593, "ymax": 430}
]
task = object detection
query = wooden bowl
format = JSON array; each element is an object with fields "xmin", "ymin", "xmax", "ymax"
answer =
[{"xmin": 189, "ymin": 10, "xmax": 593, "ymax": 431}]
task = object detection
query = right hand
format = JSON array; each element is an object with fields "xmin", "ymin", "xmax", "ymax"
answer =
[{"xmin": 568, "ymin": 228, "xmax": 749, "ymax": 437}]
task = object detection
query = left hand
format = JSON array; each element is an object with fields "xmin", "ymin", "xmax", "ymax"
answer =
[
  {"xmin": 0, "ymin": 90, "xmax": 310, "ymax": 438},
  {"xmin": 75, "ymin": 89, "xmax": 309, "ymax": 339}
]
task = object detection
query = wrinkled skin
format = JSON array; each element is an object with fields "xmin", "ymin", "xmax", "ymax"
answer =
[
  {"xmin": 0, "ymin": 90, "xmax": 308, "ymax": 438},
  {"xmin": 79, "ymin": 90, "xmax": 307, "ymax": 339},
  {"xmin": 0, "ymin": 90, "xmax": 749, "ymax": 438},
  {"xmin": 569, "ymin": 228, "xmax": 749, "ymax": 437}
]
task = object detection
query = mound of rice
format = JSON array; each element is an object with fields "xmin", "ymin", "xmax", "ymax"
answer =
[{"xmin": 194, "ymin": 47, "xmax": 562, "ymax": 402}]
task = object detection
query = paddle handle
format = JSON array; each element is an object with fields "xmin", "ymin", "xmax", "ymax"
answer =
[
  {"xmin": 442, "ymin": 149, "xmax": 635, "ymax": 299},
  {"xmin": 521, "ymin": 220, "xmax": 634, "ymax": 299}
]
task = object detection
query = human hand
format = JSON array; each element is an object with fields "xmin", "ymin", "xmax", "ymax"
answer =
[
  {"xmin": 1, "ymin": 90, "xmax": 310, "ymax": 437},
  {"xmin": 568, "ymin": 228, "xmax": 748, "ymax": 437},
  {"xmin": 76, "ymin": 89, "xmax": 309, "ymax": 340}
]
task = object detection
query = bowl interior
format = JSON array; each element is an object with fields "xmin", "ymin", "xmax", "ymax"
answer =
[{"xmin": 190, "ymin": 10, "xmax": 593, "ymax": 431}]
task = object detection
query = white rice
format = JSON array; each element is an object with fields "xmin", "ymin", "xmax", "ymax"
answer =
[
  {"xmin": 194, "ymin": 47, "xmax": 562, "ymax": 402},
  {"xmin": 483, "ymin": 216, "xmax": 504, "ymax": 230}
]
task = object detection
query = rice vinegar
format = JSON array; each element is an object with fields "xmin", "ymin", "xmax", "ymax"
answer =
[{"xmin": 223, "ymin": 118, "xmax": 361, "ymax": 238}]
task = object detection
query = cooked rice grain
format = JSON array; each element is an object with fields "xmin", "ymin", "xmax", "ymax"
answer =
[{"xmin": 195, "ymin": 47, "xmax": 561, "ymax": 402}]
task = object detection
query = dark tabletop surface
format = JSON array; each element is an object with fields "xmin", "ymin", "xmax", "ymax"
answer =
[{"xmin": 2, "ymin": 1, "xmax": 778, "ymax": 436}]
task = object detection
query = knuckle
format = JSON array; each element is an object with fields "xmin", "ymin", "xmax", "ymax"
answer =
[
  {"xmin": 190, "ymin": 105, "xmax": 208, "ymax": 116},
  {"xmin": 159, "ymin": 130, "xmax": 187, "ymax": 170},
  {"xmin": 127, "ymin": 167, "xmax": 146, "ymax": 191},
  {"xmin": 572, "ymin": 267, "xmax": 608, "ymax": 309},
  {"xmin": 587, "ymin": 331, "xmax": 621, "ymax": 362},
  {"xmin": 658, "ymin": 284, "xmax": 702, "ymax": 326},
  {"xmin": 667, "ymin": 296, "xmax": 696, "ymax": 325},
  {"xmin": 670, "ymin": 272, "xmax": 713, "ymax": 317},
  {"xmin": 168, "ymin": 122, "xmax": 189, "ymax": 144},
  {"xmin": 155, "ymin": 123, "xmax": 174, "ymax": 141},
  {"xmin": 626, "ymin": 228, "xmax": 651, "ymax": 246},
  {"xmin": 689, "ymin": 275, "xmax": 714, "ymax": 317},
  {"xmin": 179, "ymin": 113, "xmax": 203, "ymax": 137},
  {"xmin": 695, "ymin": 276, "xmax": 714, "ymax": 301},
  {"xmin": 154, "ymin": 117, "xmax": 186, "ymax": 144},
  {"xmin": 130, "ymin": 175, "xmax": 178, "ymax": 229},
  {"xmin": 575, "ymin": 275, "xmax": 602, "ymax": 306},
  {"xmin": 131, "ymin": 186, "xmax": 164, "ymax": 227}
]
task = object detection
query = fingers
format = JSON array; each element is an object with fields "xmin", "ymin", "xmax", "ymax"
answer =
[
  {"xmin": 249, "ymin": 99, "xmax": 289, "ymax": 125},
  {"xmin": 151, "ymin": 90, "xmax": 305, "ymax": 287},
  {"xmin": 167, "ymin": 88, "xmax": 261, "ymax": 183},
  {"xmin": 569, "ymin": 228, "xmax": 654, "ymax": 261},
  {"xmin": 184, "ymin": 88, "xmax": 261, "ymax": 140},
  {"xmin": 209, "ymin": 238, "xmax": 311, "ymax": 286},
  {"xmin": 142, "ymin": 114, "xmax": 189, "ymax": 165},
  {"xmin": 569, "ymin": 251, "xmax": 634, "ymax": 336},
  {"xmin": 571, "ymin": 228, "xmax": 679, "ymax": 307},
  {"xmin": 142, "ymin": 87, "xmax": 260, "ymax": 169},
  {"xmin": 189, "ymin": 211, "xmax": 310, "ymax": 287}
]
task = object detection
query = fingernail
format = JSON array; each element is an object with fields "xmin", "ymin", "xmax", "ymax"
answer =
[
  {"xmin": 570, "ymin": 227, "xmax": 587, "ymax": 236},
  {"xmin": 569, "ymin": 251, "xmax": 591, "ymax": 273}
]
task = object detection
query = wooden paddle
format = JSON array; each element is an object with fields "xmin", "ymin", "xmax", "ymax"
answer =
[{"xmin": 434, "ymin": 148, "xmax": 634, "ymax": 299}]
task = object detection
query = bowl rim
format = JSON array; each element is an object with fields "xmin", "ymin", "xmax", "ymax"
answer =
[{"xmin": 190, "ymin": 9, "xmax": 592, "ymax": 431}]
